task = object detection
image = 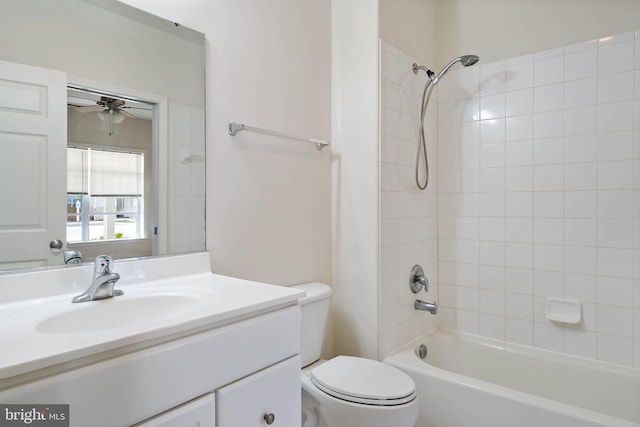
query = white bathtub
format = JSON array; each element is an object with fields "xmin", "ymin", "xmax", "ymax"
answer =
[{"xmin": 384, "ymin": 330, "xmax": 640, "ymax": 427}]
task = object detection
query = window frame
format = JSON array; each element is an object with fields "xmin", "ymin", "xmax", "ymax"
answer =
[{"xmin": 66, "ymin": 145, "xmax": 147, "ymax": 243}]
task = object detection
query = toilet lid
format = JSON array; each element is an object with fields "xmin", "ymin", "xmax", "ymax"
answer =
[{"xmin": 309, "ymin": 356, "xmax": 416, "ymax": 406}]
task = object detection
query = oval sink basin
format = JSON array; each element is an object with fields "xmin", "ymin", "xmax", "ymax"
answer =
[{"xmin": 36, "ymin": 294, "xmax": 205, "ymax": 334}]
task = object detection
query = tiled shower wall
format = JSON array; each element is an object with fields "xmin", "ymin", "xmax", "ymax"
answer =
[
  {"xmin": 168, "ymin": 103, "xmax": 206, "ymax": 254},
  {"xmin": 437, "ymin": 31, "xmax": 640, "ymax": 368},
  {"xmin": 379, "ymin": 41, "xmax": 438, "ymax": 357}
]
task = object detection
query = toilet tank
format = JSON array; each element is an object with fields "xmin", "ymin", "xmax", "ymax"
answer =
[{"xmin": 292, "ymin": 282, "xmax": 332, "ymax": 367}]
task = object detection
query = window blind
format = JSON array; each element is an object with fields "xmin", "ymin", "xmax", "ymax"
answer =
[
  {"xmin": 67, "ymin": 147, "xmax": 87, "ymax": 194},
  {"xmin": 67, "ymin": 147, "xmax": 143, "ymax": 196}
]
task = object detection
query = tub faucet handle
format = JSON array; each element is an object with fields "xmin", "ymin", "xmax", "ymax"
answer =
[{"xmin": 410, "ymin": 264, "xmax": 429, "ymax": 293}]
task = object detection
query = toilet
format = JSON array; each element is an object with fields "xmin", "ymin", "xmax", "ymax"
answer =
[{"xmin": 294, "ymin": 283, "xmax": 418, "ymax": 427}]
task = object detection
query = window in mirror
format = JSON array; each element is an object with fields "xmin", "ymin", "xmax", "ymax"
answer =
[{"xmin": 67, "ymin": 147, "xmax": 145, "ymax": 243}]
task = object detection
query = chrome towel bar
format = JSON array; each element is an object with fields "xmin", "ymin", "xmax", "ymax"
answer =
[{"xmin": 228, "ymin": 121, "xmax": 329, "ymax": 150}]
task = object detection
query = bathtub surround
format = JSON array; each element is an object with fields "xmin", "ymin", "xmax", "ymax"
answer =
[
  {"xmin": 437, "ymin": 30, "xmax": 640, "ymax": 368},
  {"xmin": 380, "ymin": 41, "xmax": 439, "ymax": 356}
]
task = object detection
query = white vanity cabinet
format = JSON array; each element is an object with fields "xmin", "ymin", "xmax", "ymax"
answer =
[
  {"xmin": 217, "ymin": 356, "xmax": 301, "ymax": 426},
  {"xmin": 0, "ymin": 253, "xmax": 304, "ymax": 427},
  {"xmin": 136, "ymin": 356, "xmax": 301, "ymax": 427},
  {"xmin": 0, "ymin": 305, "xmax": 301, "ymax": 427}
]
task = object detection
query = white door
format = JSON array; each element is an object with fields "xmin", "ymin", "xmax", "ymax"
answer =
[{"xmin": 0, "ymin": 60, "xmax": 67, "ymax": 270}]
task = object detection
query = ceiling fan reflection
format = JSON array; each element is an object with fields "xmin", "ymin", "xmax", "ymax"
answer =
[{"xmin": 71, "ymin": 96, "xmax": 147, "ymax": 136}]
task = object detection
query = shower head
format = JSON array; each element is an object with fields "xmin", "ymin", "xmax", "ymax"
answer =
[
  {"xmin": 412, "ymin": 55, "xmax": 479, "ymax": 86},
  {"xmin": 432, "ymin": 54, "xmax": 479, "ymax": 85},
  {"xmin": 413, "ymin": 54, "xmax": 479, "ymax": 190},
  {"xmin": 460, "ymin": 55, "xmax": 480, "ymax": 67}
]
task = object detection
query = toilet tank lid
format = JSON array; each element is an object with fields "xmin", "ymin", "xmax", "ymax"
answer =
[{"xmin": 292, "ymin": 282, "xmax": 331, "ymax": 304}]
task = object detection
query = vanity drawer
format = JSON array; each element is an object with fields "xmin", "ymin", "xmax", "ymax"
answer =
[{"xmin": 217, "ymin": 356, "xmax": 301, "ymax": 427}]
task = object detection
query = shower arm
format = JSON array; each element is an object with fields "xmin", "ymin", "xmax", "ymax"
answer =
[{"xmin": 412, "ymin": 64, "xmax": 435, "ymax": 81}]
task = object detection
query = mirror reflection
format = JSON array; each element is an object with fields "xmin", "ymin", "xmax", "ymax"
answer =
[
  {"xmin": 66, "ymin": 87, "xmax": 154, "ymax": 261},
  {"xmin": 0, "ymin": 0, "xmax": 206, "ymax": 271}
]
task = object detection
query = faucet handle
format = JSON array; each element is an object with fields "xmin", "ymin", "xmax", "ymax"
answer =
[
  {"xmin": 94, "ymin": 255, "xmax": 114, "ymax": 274},
  {"xmin": 410, "ymin": 264, "xmax": 428, "ymax": 293}
]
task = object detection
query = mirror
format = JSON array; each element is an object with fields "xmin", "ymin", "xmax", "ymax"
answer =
[{"xmin": 0, "ymin": 0, "xmax": 205, "ymax": 271}]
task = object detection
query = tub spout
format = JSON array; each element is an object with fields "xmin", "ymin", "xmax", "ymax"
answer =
[{"xmin": 415, "ymin": 299, "xmax": 437, "ymax": 315}]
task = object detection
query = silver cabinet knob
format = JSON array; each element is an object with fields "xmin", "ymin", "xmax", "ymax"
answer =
[{"xmin": 263, "ymin": 413, "xmax": 275, "ymax": 425}]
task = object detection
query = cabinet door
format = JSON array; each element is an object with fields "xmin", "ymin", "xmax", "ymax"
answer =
[
  {"xmin": 217, "ymin": 356, "xmax": 300, "ymax": 427},
  {"xmin": 134, "ymin": 393, "xmax": 215, "ymax": 427}
]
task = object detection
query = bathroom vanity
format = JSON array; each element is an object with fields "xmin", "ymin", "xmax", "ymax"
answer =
[{"xmin": 0, "ymin": 253, "xmax": 303, "ymax": 427}]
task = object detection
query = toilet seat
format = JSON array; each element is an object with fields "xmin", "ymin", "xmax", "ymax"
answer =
[{"xmin": 309, "ymin": 356, "xmax": 416, "ymax": 406}]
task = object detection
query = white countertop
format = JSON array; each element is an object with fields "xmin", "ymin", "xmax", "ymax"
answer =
[{"xmin": 0, "ymin": 253, "xmax": 303, "ymax": 381}]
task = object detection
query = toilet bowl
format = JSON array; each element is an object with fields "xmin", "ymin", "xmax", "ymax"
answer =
[{"xmin": 294, "ymin": 283, "xmax": 418, "ymax": 427}]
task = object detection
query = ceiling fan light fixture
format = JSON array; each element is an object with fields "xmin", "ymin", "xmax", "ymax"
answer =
[{"xmin": 113, "ymin": 111, "xmax": 126, "ymax": 124}]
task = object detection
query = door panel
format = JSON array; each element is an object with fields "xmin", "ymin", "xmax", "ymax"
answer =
[{"xmin": 0, "ymin": 60, "xmax": 67, "ymax": 269}]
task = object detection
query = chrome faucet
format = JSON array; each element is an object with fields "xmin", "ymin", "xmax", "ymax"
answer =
[
  {"xmin": 71, "ymin": 255, "xmax": 123, "ymax": 303},
  {"xmin": 410, "ymin": 264, "xmax": 438, "ymax": 315},
  {"xmin": 63, "ymin": 249, "xmax": 83, "ymax": 264},
  {"xmin": 414, "ymin": 300, "xmax": 438, "ymax": 315}
]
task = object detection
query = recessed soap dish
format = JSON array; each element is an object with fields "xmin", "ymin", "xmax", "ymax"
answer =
[{"xmin": 546, "ymin": 297, "xmax": 582, "ymax": 325}]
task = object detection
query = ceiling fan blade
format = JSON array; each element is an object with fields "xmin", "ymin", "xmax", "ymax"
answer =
[
  {"xmin": 74, "ymin": 105, "xmax": 102, "ymax": 113},
  {"xmin": 119, "ymin": 109, "xmax": 136, "ymax": 119},
  {"xmin": 120, "ymin": 105, "xmax": 151, "ymax": 111}
]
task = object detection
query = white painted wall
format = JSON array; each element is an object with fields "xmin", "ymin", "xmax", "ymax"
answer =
[
  {"xmin": 118, "ymin": 0, "xmax": 333, "ymax": 288},
  {"xmin": 379, "ymin": 0, "xmax": 438, "ymax": 66},
  {"xmin": 436, "ymin": 0, "xmax": 640, "ymax": 68},
  {"xmin": 331, "ymin": 0, "xmax": 380, "ymax": 359}
]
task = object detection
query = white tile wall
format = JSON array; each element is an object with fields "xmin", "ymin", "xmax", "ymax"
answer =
[
  {"xmin": 379, "ymin": 41, "xmax": 438, "ymax": 357},
  {"xmin": 438, "ymin": 30, "xmax": 640, "ymax": 368},
  {"xmin": 169, "ymin": 103, "xmax": 206, "ymax": 254}
]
